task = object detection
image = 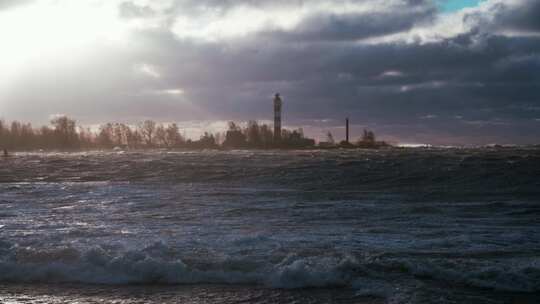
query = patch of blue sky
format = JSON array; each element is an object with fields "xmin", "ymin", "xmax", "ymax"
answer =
[{"xmin": 437, "ymin": 0, "xmax": 485, "ymax": 12}]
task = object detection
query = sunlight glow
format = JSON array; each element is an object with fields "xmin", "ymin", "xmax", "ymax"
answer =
[
  {"xmin": 172, "ymin": 5, "xmax": 302, "ymax": 41},
  {"xmin": 0, "ymin": 1, "xmax": 128, "ymax": 83},
  {"xmin": 135, "ymin": 63, "xmax": 162, "ymax": 78}
]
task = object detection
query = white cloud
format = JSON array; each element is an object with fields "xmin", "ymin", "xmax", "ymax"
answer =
[
  {"xmin": 362, "ymin": 0, "xmax": 528, "ymax": 45},
  {"xmin": 378, "ymin": 70, "xmax": 405, "ymax": 78},
  {"xmin": 161, "ymin": 89, "xmax": 184, "ymax": 95},
  {"xmin": 171, "ymin": 5, "xmax": 302, "ymax": 41},
  {"xmin": 135, "ymin": 63, "xmax": 161, "ymax": 78},
  {"xmin": 145, "ymin": 88, "xmax": 185, "ymax": 96},
  {"xmin": 420, "ymin": 114, "xmax": 438, "ymax": 119},
  {"xmin": 170, "ymin": 0, "xmax": 423, "ymax": 41},
  {"xmin": 400, "ymin": 81, "xmax": 447, "ymax": 92}
]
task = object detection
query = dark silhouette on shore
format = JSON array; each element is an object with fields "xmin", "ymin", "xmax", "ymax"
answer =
[
  {"xmin": 274, "ymin": 93, "xmax": 282, "ymax": 143},
  {"xmin": 346, "ymin": 118, "xmax": 350, "ymax": 144},
  {"xmin": 0, "ymin": 116, "xmax": 387, "ymax": 151},
  {"xmin": 0, "ymin": 95, "xmax": 389, "ymax": 150}
]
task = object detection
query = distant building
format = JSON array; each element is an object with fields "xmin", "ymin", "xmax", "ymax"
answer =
[{"xmin": 273, "ymin": 93, "xmax": 282, "ymax": 142}]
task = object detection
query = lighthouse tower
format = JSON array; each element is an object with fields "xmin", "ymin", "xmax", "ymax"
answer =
[{"xmin": 273, "ymin": 93, "xmax": 282, "ymax": 142}]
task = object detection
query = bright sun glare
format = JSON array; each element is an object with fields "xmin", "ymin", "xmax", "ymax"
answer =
[{"xmin": 0, "ymin": 1, "xmax": 128, "ymax": 82}]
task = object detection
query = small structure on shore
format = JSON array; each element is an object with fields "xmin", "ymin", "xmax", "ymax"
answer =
[
  {"xmin": 339, "ymin": 118, "xmax": 355, "ymax": 148},
  {"xmin": 319, "ymin": 118, "xmax": 389, "ymax": 149},
  {"xmin": 346, "ymin": 118, "xmax": 350, "ymax": 144}
]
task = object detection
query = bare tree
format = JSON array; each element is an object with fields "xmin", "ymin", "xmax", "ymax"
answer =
[
  {"xmin": 112, "ymin": 123, "xmax": 130, "ymax": 147},
  {"xmin": 97, "ymin": 123, "xmax": 114, "ymax": 148},
  {"xmin": 246, "ymin": 120, "xmax": 261, "ymax": 147},
  {"xmin": 155, "ymin": 124, "xmax": 167, "ymax": 147},
  {"xmin": 326, "ymin": 131, "xmax": 335, "ymax": 144},
  {"xmin": 126, "ymin": 128, "xmax": 142, "ymax": 149},
  {"xmin": 165, "ymin": 123, "xmax": 184, "ymax": 147},
  {"xmin": 223, "ymin": 121, "xmax": 247, "ymax": 148},
  {"xmin": 139, "ymin": 120, "xmax": 156, "ymax": 147},
  {"xmin": 362, "ymin": 129, "xmax": 375, "ymax": 143},
  {"xmin": 50, "ymin": 116, "xmax": 79, "ymax": 149}
]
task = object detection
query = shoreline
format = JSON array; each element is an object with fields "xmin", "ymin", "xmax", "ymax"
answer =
[
  {"xmin": 0, "ymin": 283, "xmax": 384, "ymax": 304},
  {"xmin": 2, "ymin": 144, "xmax": 539, "ymax": 154}
]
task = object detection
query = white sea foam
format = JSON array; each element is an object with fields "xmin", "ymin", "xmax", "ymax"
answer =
[
  {"xmin": 0, "ymin": 243, "xmax": 353, "ymax": 287},
  {"xmin": 1, "ymin": 242, "xmax": 539, "ymax": 294}
]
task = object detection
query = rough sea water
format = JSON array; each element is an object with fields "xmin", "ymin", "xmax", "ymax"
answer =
[{"xmin": 0, "ymin": 148, "xmax": 539, "ymax": 304}]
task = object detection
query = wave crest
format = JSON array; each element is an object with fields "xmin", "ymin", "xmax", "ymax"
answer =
[{"xmin": 1, "ymin": 242, "xmax": 539, "ymax": 294}]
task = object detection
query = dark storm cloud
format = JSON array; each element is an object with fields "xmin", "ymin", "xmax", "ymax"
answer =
[
  {"xmin": 140, "ymin": 29, "xmax": 538, "ymax": 108},
  {"xmin": 3, "ymin": 0, "xmax": 540, "ymax": 145},
  {"xmin": 75, "ymin": 0, "xmax": 540, "ymax": 143},
  {"xmin": 272, "ymin": 7, "xmax": 436, "ymax": 42}
]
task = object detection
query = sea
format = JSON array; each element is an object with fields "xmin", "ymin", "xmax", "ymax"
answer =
[{"xmin": 0, "ymin": 148, "xmax": 539, "ymax": 303}]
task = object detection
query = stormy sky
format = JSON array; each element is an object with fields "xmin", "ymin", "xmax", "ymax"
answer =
[{"xmin": 0, "ymin": 0, "xmax": 539, "ymax": 145}]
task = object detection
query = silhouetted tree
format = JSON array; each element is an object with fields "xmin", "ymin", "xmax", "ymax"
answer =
[
  {"xmin": 187, "ymin": 132, "xmax": 217, "ymax": 149},
  {"xmin": 78, "ymin": 126, "xmax": 95, "ymax": 149},
  {"xmin": 9, "ymin": 121, "xmax": 21, "ymax": 149},
  {"xmin": 199, "ymin": 132, "xmax": 217, "ymax": 148},
  {"xmin": 50, "ymin": 116, "xmax": 79, "ymax": 149},
  {"xmin": 327, "ymin": 132, "xmax": 335, "ymax": 145},
  {"xmin": 111, "ymin": 123, "xmax": 130, "ymax": 147},
  {"xmin": 97, "ymin": 123, "xmax": 114, "ymax": 148},
  {"xmin": 223, "ymin": 122, "xmax": 247, "ymax": 148},
  {"xmin": 245, "ymin": 120, "xmax": 261, "ymax": 147},
  {"xmin": 38, "ymin": 126, "xmax": 55, "ymax": 149},
  {"xmin": 0, "ymin": 120, "xmax": 7, "ymax": 149},
  {"xmin": 126, "ymin": 128, "xmax": 142, "ymax": 149},
  {"xmin": 165, "ymin": 123, "xmax": 184, "ymax": 147},
  {"xmin": 361, "ymin": 129, "xmax": 375, "ymax": 143},
  {"xmin": 0, "ymin": 117, "xmax": 321, "ymax": 151},
  {"xmin": 214, "ymin": 131, "xmax": 224, "ymax": 146},
  {"xmin": 139, "ymin": 120, "xmax": 156, "ymax": 147},
  {"xmin": 259, "ymin": 124, "xmax": 274, "ymax": 148},
  {"xmin": 155, "ymin": 124, "xmax": 167, "ymax": 147},
  {"xmin": 280, "ymin": 128, "xmax": 315, "ymax": 148},
  {"xmin": 20, "ymin": 123, "xmax": 35, "ymax": 150},
  {"xmin": 355, "ymin": 129, "xmax": 388, "ymax": 148}
]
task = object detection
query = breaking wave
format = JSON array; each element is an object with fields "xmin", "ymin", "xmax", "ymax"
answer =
[
  {"xmin": 1, "ymin": 242, "xmax": 539, "ymax": 294},
  {"xmin": 0, "ymin": 242, "xmax": 352, "ymax": 287}
]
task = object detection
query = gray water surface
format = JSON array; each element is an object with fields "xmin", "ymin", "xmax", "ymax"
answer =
[{"xmin": 1, "ymin": 149, "xmax": 539, "ymax": 303}]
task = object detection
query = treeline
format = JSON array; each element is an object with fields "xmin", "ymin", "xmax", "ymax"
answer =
[
  {"xmin": 222, "ymin": 121, "xmax": 315, "ymax": 149},
  {"xmin": 0, "ymin": 116, "xmax": 315, "ymax": 151},
  {"xmin": 320, "ymin": 129, "xmax": 389, "ymax": 149}
]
